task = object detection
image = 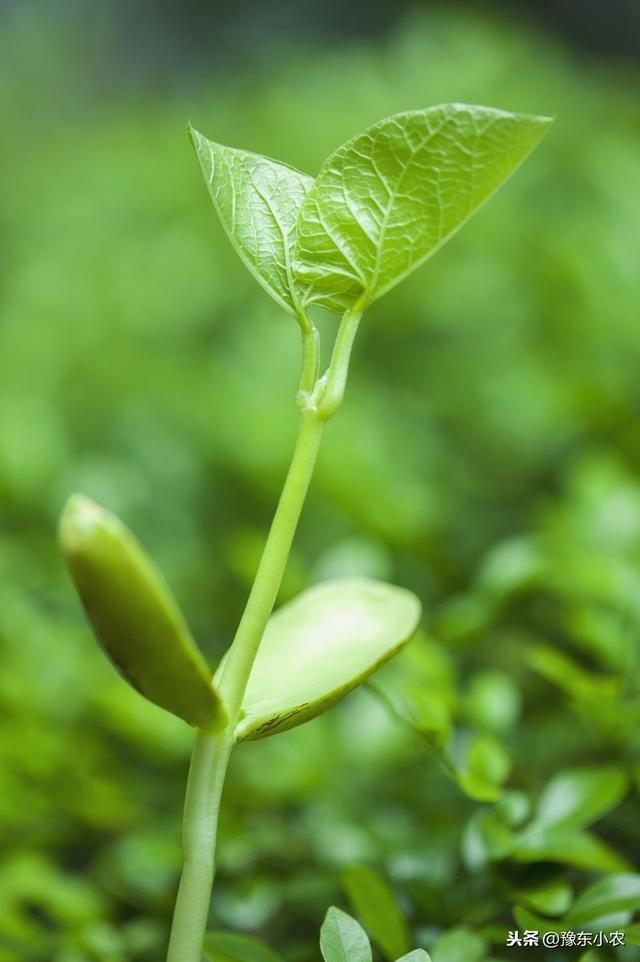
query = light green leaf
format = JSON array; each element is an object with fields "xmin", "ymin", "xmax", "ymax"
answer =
[
  {"xmin": 191, "ymin": 127, "xmax": 314, "ymax": 316},
  {"xmin": 512, "ymin": 905, "xmax": 563, "ymax": 938},
  {"xmin": 623, "ymin": 923, "xmax": 640, "ymax": 946},
  {"xmin": 320, "ymin": 907, "xmax": 372, "ymax": 962},
  {"xmin": 396, "ymin": 953, "xmax": 431, "ymax": 962},
  {"xmin": 566, "ymin": 875, "xmax": 640, "ymax": 928},
  {"xmin": 430, "ymin": 927, "xmax": 486, "ymax": 962},
  {"xmin": 464, "ymin": 670, "xmax": 522, "ymax": 734},
  {"xmin": 530, "ymin": 766, "xmax": 628, "ymax": 831},
  {"xmin": 512, "ymin": 827, "xmax": 630, "ymax": 873},
  {"xmin": 59, "ymin": 495, "xmax": 225, "ymax": 730},
  {"xmin": 203, "ymin": 932, "xmax": 284, "ymax": 962},
  {"xmin": 235, "ymin": 578, "xmax": 422, "ymax": 741},
  {"xmin": 341, "ymin": 864, "xmax": 409, "ymax": 961},
  {"xmin": 456, "ymin": 734, "xmax": 511, "ymax": 802},
  {"xmin": 462, "ymin": 809, "xmax": 515, "ymax": 871},
  {"xmin": 516, "ymin": 879, "xmax": 573, "ymax": 917},
  {"xmin": 294, "ymin": 104, "xmax": 552, "ymax": 312}
]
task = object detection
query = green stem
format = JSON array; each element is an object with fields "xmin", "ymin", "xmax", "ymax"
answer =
[
  {"xmin": 167, "ymin": 301, "xmax": 363, "ymax": 962},
  {"xmin": 166, "ymin": 730, "xmax": 232, "ymax": 962},
  {"xmin": 315, "ymin": 304, "xmax": 363, "ymax": 420},
  {"xmin": 297, "ymin": 323, "xmax": 320, "ymax": 407},
  {"xmin": 166, "ymin": 409, "xmax": 324, "ymax": 962},
  {"xmin": 217, "ymin": 409, "xmax": 325, "ymax": 714}
]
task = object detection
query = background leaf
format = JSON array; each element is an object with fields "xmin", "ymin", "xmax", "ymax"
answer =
[
  {"xmin": 516, "ymin": 879, "xmax": 573, "ymax": 917},
  {"xmin": 235, "ymin": 579, "xmax": 421, "ymax": 740},
  {"xmin": 203, "ymin": 931, "xmax": 284, "ymax": 962},
  {"xmin": 191, "ymin": 128, "xmax": 313, "ymax": 316},
  {"xmin": 320, "ymin": 907, "xmax": 372, "ymax": 962},
  {"xmin": 456, "ymin": 734, "xmax": 511, "ymax": 802},
  {"xmin": 512, "ymin": 828, "xmax": 630, "ymax": 873},
  {"xmin": 430, "ymin": 928, "xmax": 486, "ymax": 962},
  {"xmin": 565, "ymin": 875, "xmax": 640, "ymax": 928},
  {"xmin": 528, "ymin": 766, "xmax": 629, "ymax": 831},
  {"xmin": 341, "ymin": 864, "xmax": 409, "ymax": 961},
  {"xmin": 295, "ymin": 104, "xmax": 551, "ymax": 311}
]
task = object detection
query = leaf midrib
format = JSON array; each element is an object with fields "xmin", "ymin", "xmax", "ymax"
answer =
[{"xmin": 367, "ymin": 115, "xmax": 449, "ymax": 298}]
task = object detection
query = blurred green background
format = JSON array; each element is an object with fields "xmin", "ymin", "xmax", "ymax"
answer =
[{"xmin": 1, "ymin": 1, "xmax": 640, "ymax": 960}]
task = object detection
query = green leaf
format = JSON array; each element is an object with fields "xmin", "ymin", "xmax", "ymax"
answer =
[
  {"xmin": 396, "ymin": 953, "xmax": 431, "ymax": 962},
  {"xmin": 530, "ymin": 766, "xmax": 628, "ymax": 831},
  {"xmin": 191, "ymin": 127, "xmax": 314, "ymax": 316},
  {"xmin": 430, "ymin": 927, "xmax": 486, "ymax": 962},
  {"xmin": 59, "ymin": 495, "xmax": 224, "ymax": 730},
  {"xmin": 464, "ymin": 670, "xmax": 521, "ymax": 734},
  {"xmin": 623, "ymin": 923, "xmax": 640, "ymax": 946},
  {"xmin": 516, "ymin": 879, "xmax": 573, "ymax": 917},
  {"xmin": 462, "ymin": 809, "xmax": 515, "ymax": 871},
  {"xmin": 566, "ymin": 875, "xmax": 640, "ymax": 928},
  {"xmin": 320, "ymin": 907, "xmax": 372, "ymax": 962},
  {"xmin": 456, "ymin": 734, "xmax": 511, "ymax": 802},
  {"xmin": 203, "ymin": 932, "xmax": 284, "ymax": 962},
  {"xmin": 393, "ymin": 682, "xmax": 452, "ymax": 749},
  {"xmin": 512, "ymin": 905, "xmax": 561, "ymax": 938},
  {"xmin": 341, "ymin": 864, "xmax": 409, "ymax": 961},
  {"xmin": 294, "ymin": 104, "xmax": 552, "ymax": 312},
  {"xmin": 234, "ymin": 578, "xmax": 422, "ymax": 741},
  {"xmin": 512, "ymin": 827, "xmax": 630, "ymax": 873}
]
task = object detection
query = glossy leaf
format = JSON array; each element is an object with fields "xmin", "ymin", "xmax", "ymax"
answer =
[
  {"xmin": 341, "ymin": 864, "xmax": 409, "ymax": 961},
  {"xmin": 512, "ymin": 906, "xmax": 563, "ymax": 938},
  {"xmin": 235, "ymin": 578, "xmax": 422, "ymax": 741},
  {"xmin": 566, "ymin": 875, "xmax": 640, "ymax": 927},
  {"xmin": 191, "ymin": 127, "xmax": 313, "ymax": 316},
  {"xmin": 512, "ymin": 827, "xmax": 630, "ymax": 873},
  {"xmin": 396, "ymin": 953, "xmax": 431, "ymax": 962},
  {"xmin": 320, "ymin": 907, "xmax": 372, "ymax": 962},
  {"xmin": 530, "ymin": 766, "xmax": 628, "ymax": 831},
  {"xmin": 294, "ymin": 104, "xmax": 552, "ymax": 312},
  {"xmin": 59, "ymin": 495, "xmax": 224, "ymax": 730},
  {"xmin": 517, "ymin": 879, "xmax": 573, "ymax": 917},
  {"xmin": 203, "ymin": 931, "xmax": 284, "ymax": 962}
]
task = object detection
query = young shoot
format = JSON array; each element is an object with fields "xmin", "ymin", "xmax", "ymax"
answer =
[{"xmin": 59, "ymin": 103, "xmax": 551, "ymax": 962}]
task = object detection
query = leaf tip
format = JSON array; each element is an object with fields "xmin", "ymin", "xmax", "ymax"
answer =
[{"xmin": 59, "ymin": 493, "xmax": 108, "ymax": 557}]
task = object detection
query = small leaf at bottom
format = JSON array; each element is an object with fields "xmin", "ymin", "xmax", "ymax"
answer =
[{"xmin": 320, "ymin": 907, "xmax": 372, "ymax": 962}]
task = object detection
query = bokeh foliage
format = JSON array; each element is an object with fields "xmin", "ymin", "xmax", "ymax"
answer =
[{"xmin": 1, "ymin": 4, "xmax": 640, "ymax": 961}]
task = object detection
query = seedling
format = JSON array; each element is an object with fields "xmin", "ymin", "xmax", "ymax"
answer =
[{"xmin": 59, "ymin": 104, "xmax": 551, "ymax": 962}]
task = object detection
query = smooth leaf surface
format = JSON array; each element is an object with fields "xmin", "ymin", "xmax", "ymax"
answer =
[
  {"xmin": 512, "ymin": 906, "xmax": 564, "ymax": 938},
  {"xmin": 191, "ymin": 127, "xmax": 313, "ymax": 316},
  {"xmin": 59, "ymin": 495, "xmax": 224, "ymax": 730},
  {"xmin": 294, "ymin": 104, "xmax": 552, "ymax": 312},
  {"xmin": 320, "ymin": 907, "xmax": 372, "ymax": 962},
  {"xmin": 517, "ymin": 879, "xmax": 573, "ymax": 917},
  {"xmin": 566, "ymin": 875, "xmax": 640, "ymax": 927},
  {"xmin": 235, "ymin": 578, "xmax": 422, "ymax": 740},
  {"xmin": 430, "ymin": 928, "xmax": 486, "ymax": 962},
  {"xmin": 341, "ymin": 864, "xmax": 409, "ymax": 961},
  {"xmin": 512, "ymin": 827, "xmax": 630, "ymax": 873},
  {"xmin": 456, "ymin": 734, "xmax": 511, "ymax": 802},
  {"xmin": 530, "ymin": 766, "xmax": 628, "ymax": 831},
  {"xmin": 203, "ymin": 931, "xmax": 284, "ymax": 962},
  {"xmin": 396, "ymin": 953, "xmax": 431, "ymax": 962}
]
